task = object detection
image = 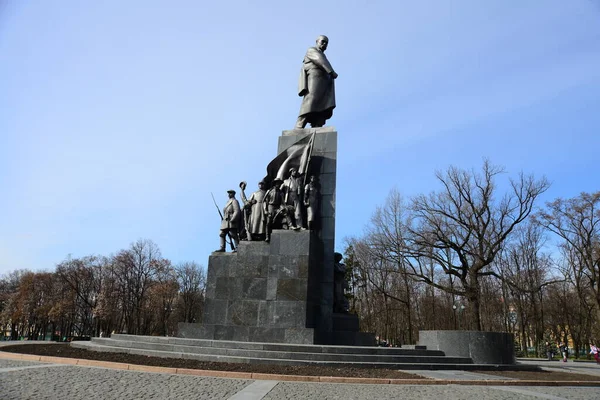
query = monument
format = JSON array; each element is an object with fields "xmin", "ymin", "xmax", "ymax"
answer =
[
  {"xmin": 294, "ymin": 35, "xmax": 338, "ymax": 129},
  {"xmin": 178, "ymin": 36, "xmax": 374, "ymax": 345}
]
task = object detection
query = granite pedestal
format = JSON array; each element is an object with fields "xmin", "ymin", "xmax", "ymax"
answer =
[
  {"xmin": 179, "ymin": 230, "xmax": 319, "ymax": 344},
  {"xmin": 417, "ymin": 330, "xmax": 516, "ymax": 364},
  {"xmin": 279, "ymin": 126, "xmax": 337, "ymax": 336}
]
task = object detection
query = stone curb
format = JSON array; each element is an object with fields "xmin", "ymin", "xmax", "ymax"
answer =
[{"xmin": 2, "ymin": 351, "xmax": 600, "ymax": 386}]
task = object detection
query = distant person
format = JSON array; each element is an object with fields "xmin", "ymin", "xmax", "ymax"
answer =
[
  {"xmin": 559, "ymin": 342, "xmax": 568, "ymax": 362},
  {"xmin": 545, "ymin": 341, "xmax": 553, "ymax": 361},
  {"xmin": 590, "ymin": 344, "xmax": 599, "ymax": 364}
]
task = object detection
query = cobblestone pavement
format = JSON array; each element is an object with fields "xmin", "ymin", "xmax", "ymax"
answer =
[
  {"xmin": 263, "ymin": 382, "xmax": 600, "ymax": 400},
  {"xmin": 0, "ymin": 359, "xmax": 251, "ymax": 400},
  {"xmin": 1, "ymin": 359, "xmax": 600, "ymax": 400},
  {"xmin": 518, "ymin": 359, "xmax": 600, "ymax": 378}
]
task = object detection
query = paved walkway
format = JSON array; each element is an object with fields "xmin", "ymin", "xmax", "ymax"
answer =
[
  {"xmin": 517, "ymin": 358, "xmax": 600, "ymax": 379},
  {"xmin": 1, "ymin": 351, "xmax": 600, "ymax": 399}
]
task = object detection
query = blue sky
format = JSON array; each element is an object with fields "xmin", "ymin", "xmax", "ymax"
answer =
[{"xmin": 1, "ymin": 0, "xmax": 599, "ymax": 276}]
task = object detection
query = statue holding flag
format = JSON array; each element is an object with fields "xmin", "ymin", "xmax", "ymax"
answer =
[
  {"xmin": 282, "ymin": 167, "xmax": 305, "ymax": 230},
  {"xmin": 260, "ymin": 131, "xmax": 318, "ymax": 239},
  {"xmin": 264, "ymin": 132, "xmax": 315, "ymax": 187}
]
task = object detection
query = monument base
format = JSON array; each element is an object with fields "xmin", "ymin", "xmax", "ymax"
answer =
[
  {"xmin": 418, "ymin": 330, "xmax": 516, "ymax": 364},
  {"xmin": 177, "ymin": 229, "xmax": 375, "ymax": 345},
  {"xmin": 177, "ymin": 322, "xmax": 316, "ymax": 344},
  {"xmin": 178, "ymin": 230, "xmax": 320, "ymax": 344},
  {"xmin": 179, "ymin": 127, "xmax": 375, "ymax": 345}
]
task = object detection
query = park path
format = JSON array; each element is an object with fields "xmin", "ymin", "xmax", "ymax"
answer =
[{"xmin": 1, "ymin": 349, "xmax": 600, "ymax": 399}]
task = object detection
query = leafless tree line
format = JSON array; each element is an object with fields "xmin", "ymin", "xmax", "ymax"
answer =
[
  {"xmin": 0, "ymin": 239, "xmax": 206, "ymax": 341},
  {"xmin": 344, "ymin": 160, "xmax": 599, "ymax": 357},
  {"xmin": 1, "ymin": 160, "xmax": 597, "ymax": 358}
]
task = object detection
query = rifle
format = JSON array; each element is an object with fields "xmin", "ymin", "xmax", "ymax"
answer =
[{"xmin": 211, "ymin": 192, "xmax": 235, "ymax": 251}]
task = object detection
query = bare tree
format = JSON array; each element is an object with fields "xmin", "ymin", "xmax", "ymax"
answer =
[
  {"xmin": 535, "ymin": 192, "xmax": 600, "ymax": 333},
  {"xmin": 147, "ymin": 263, "xmax": 178, "ymax": 336},
  {"xmin": 0, "ymin": 270, "xmax": 29, "ymax": 339},
  {"xmin": 56, "ymin": 255, "xmax": 105, "ymax": 336},
  {"xmin": 495, "ymin": 222, "xmax": 557, "ymax": 356},
  {"xmin": 113, "ymin": 239, "xmax": 169, "ymax": 334},
  {"xmin": 175, "ymin": 262, "xmax": 206, "ymax": 324},
  {"xmin": 556, "ymin": 246, "xmax": 596, "ymax": 356},
  {"xmin": 406, "ymin": 160, "xmax": 550, "ymax": 330},
  {"xmin": 356, "ymin": 190, "xmax": 417, "ymax": 342}
]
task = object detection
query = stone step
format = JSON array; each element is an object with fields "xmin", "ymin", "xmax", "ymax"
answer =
[
  {"xmin": 87, "ymin": 337, "xmax": 471, "ymax": 364},
  {"xmin": 110, "ymin": 334, "xmax": 444, "ymax": 356},
  {"xmin": 72, "ymin": 341, "xmax": 503, "ymax": 370}
]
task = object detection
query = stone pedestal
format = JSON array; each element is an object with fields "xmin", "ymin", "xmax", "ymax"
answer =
[
  {"xmin": 178, "ymin": 127, "xmax": 374, "ymax": 345},
  {"xmin": 418, "ymin": 330, "xmax": 516, "ymax": 364},
  {"xmin": 279, "ymin": 126, "xmax": 337, "ymax": 335},
  {"xmin": 179, "ymin": 230, "xmax": 319, "ymax": 344}
]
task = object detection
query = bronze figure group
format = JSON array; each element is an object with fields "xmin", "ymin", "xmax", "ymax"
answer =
[{"xmin": 215, "ymin": 172, "xmax": 320, "ymax": 250}]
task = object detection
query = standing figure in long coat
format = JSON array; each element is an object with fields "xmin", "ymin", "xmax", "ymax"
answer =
[
  {"xmin": 215, "ymin": 190, "xmax": 240, "ymax": 252},
  {"xmin": 246, "ymin": 181, "xmax": 267, "ymax": 240},
  {"xmin": 294, "ymin": 35, "xmax": 338, "ymax": 129},
  {"xmin": 304, "ymin": 175, "xmax": 320, "ymax": 230}
]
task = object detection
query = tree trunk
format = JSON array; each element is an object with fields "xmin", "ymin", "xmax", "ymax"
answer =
[{"xmin": 467, "ymin": 272, "xmax": 482, "ymax": 330}]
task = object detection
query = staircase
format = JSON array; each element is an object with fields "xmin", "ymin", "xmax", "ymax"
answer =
[{"xmin": 68, "ymin": 334, "xmax": 527, "ymax": 371}]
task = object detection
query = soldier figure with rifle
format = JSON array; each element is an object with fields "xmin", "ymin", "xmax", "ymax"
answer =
[{"xmin": 212, "ymin": 190, "xmax": 240, "ymax": 252}]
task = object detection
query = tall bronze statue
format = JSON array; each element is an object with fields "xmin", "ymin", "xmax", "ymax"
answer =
[{"xmin": 294, "ymin": 35, "xmax": 338, "ymax": 129}]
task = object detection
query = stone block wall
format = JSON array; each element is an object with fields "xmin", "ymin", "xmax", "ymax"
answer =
[
  {"xmin": 178, "ymin": 230, "xmax": 320, "ymax": 344},
  {"xmin": 418, "ymin": 330, "xmax": 516, "ymax": 364}
]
